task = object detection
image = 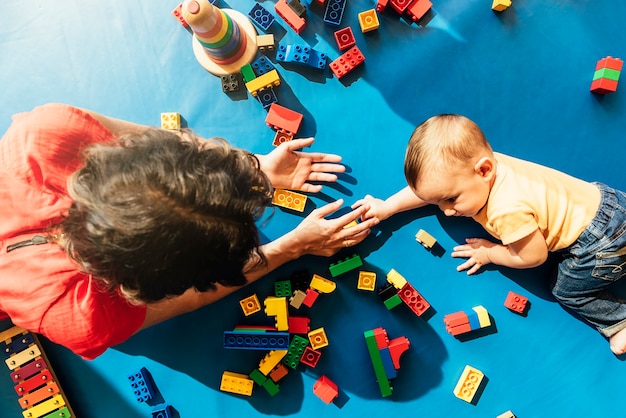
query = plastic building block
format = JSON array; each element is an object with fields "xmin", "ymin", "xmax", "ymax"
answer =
[
  {"xmin": 288, "ymin": 0, "xmax": 307, "ymax": 17},
  {"xmin": 220, "ymin": 74, "xmax": 240, "ymax": 93},
  {"xmin": 397, "ymin": 282, "xmax": 431, "ymax": 316},
  {"xmin": 383, "ymin": 293, "xmax": 403, "ymax": 309},
  {"xmin": 453, "ymin": 365, "xmax": 484, "ymax": 403},
  {"xmin": 364, "ymin": 327, "xmax": 411, "ymax": 397},
  {"xmin": 272, "ymin": 130, "xmax": 294, "ymax": 146},
  {"xmin": 262, "ymin": 377, "xmax": 281, "ymax": 396},
  {"xmin": 323, "ymin": 0, "xmax": 346, "ymax": 26},
  {"xmin": 344, "ymin": 219, "xmax": 358, "ymax": 229},
  {"xmin": 357, "ymin": 271, "xmax": 377, "ymax": 291},
  {"xmin": 379, "ymin": 347, "xmax": 397, "ymax": 379},
  {"xmin": 444, "ymin": 306, "xmax": 491, "ymax": 336},
  {"xmin": 302, "ymin": 288, "xmax": 319, "ymax": 308},
  {"xmin": 265, "ymin": 103, "xmax": 303, "ymax": 135},
  {"xmin": 160, "ymin": 112, "xmax": 181, "ymax": 130},
  {"xmin": 308, "ymin": 327, "xmax": 329, "ymax": 350},
  {"xmin": 240, "ymin": 63, "xmax": 256, "ymax": 83},
  {"xmin": 275, "ymin": 0, "xmax": 306, "ymax": 34},
  {"xmin": 257, "ymin": 34, "xmax": 275, "ymax": 52},
  {"xmin": 497, "ymin": 411, "xmax": 516, "ymax": 418},
  {"xmin": 330, "ymin": 46, "xmax": 365, "ymax": 79},
  {"xmin": 308, "ymin": 49, "xmax": 328, "ymax": 70},
  {"xmin": 128, "ymin": 367, "xmax": 156, "ymax": 402},
  {"xmin": 283, "ymin": 335, "xmax": 309, "ymax": 369},
  {"xmin": 415, "ymin": 229, "xmax": 437, "ymax": 249},
  {"xmin": 248, "ymin": 368, "xmax": 268, "ymax": 386},
  {"xmin": 220, "ymin": 371, "xmax": 253, "ymax": 396},
  {"xmin": 269, "ymin": 363, "xmax": 289, "ymax": 382},
  {"xmin": 389, "ymin": 0, "xmax": 411, "ymax": 14},
  {"xmin": 358, "ymin": 9, "xmax": 379, "ymax": 33},
  {"xmin": 233, "ymin": 324, "xmax": 276, "ymax": 332},
  {"xmin": 290, "ymin": 289, "xmax": 307, "ymax": 309},
  {"xmin": 406, "ymin": 0, "xmax": 432, "ymax": 21},
  {"xmin": 172, "ymin": 3, "xmax": 189, "ymax": 28},
  {"xmin": 248, "ymin": 2, "xmax": 275, "ymax": 31},
  {"xmin": 591, "ymin": 56, "xmax": 623, "ymax": 94},
  {"xmin": 277, "ymin": 43, "xmax": 310, "ymax": 65},
  {"xmin": 251, "ymin": 56, "xmax": 275, "ymax": 76},
  {"xmin": 223, "ymin": 330, "xmax": 290, "ymax": 350},
  {"xmin": 272, "ymin": 189, "xmax": 307, "ymax": 212},
  {"xmin": 258, "ymin": 350, "xmax": 289, "ymax": 375},
  {"xmin": 257, "ymin": 87, "xmax": 278, "ymax": 110},
  {"xmin": 492, "ymin": 0, "xmax": 511, "ymax": 12},
  {"xmin": 329, "ymin": 254, "xmax": 363, "ymax": 277},
  {"xmin": 264, "ymin": 296, "xmax": 289, "ymax": 331},
  {"xmin": 386, "ymin": 269, "xmax": 408, "ymax": 289},
  {"xmin": 334, "ymin": 27, "xmax": 356, "ymax": 51},
  {"xmin": 376, "ymin": 0, "xmax": 389, "ymax": 12},
  {"xmin": 274, "ymin": 280, "xmax": 292, "ymax": 298},
  {"xmin": 387, "ymin": 336, "xmax": 411, "ymax": 369},
  {"xmin": 310, "ymin": 274, "xmax": 336, "ymax": 293},
  {"xmin": 290, "ymin": 269, "xmax": 311, "ymax": 291},
  {"xmin": 313, "ymin": 375, "xmax": 339, "ymax": 404},
  {"xmin": 504, "ymin": 291, "xmax": 528, "ymax": 314},
  {"xmin": 299, "ymin": 346, "xmax": 322, "ymax": 367},
  {"xmin": 245, "ymin": 69, "xmax": 280, "ymax": 97},
  {"xmin": 152, "ymin": 405, "xmax": 174, "ymax": 418},
  {"xmin": 239, "ymin": 294, "xmax": 261, "ymax": 316},
  {"xmin": 288, "ymin": 316, "xmax": 311, "ymax": 334}
]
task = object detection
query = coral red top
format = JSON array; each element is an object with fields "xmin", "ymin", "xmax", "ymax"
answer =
[{"xmin": 0, "ymin": 103, "xmax": 146, "ymax": 359}]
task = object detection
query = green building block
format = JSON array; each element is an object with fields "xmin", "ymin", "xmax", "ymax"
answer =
[
  {"xmin": 593, "ymin": 67, "xmax": 621, "ymax": 81},
  {"xmin": 274, "ymin": 280, "xmax": 292, "ymax": 298},
  {"xmin": 383, "ymin": 293, "xmax": 403, "ymax": 310},
  {"xmin": 329, "ymin": 254, "xmax": 363, "ymax": 277},
  {"xmin": 262, "ymin": 378, "xmax": 280, "ymax": 396},
  {"xmin": 240, "ymin": 63, "xmax": 256, "ymax": 83},
  {"xmin": 249, "ymin": 368, "xmax": 268, "ymax": 386},
  {"xmin": 283, "ymin": 335, "xmax": 309, "ymax": 369},
  {"xmin": 364, "ymin": 330, "xmax": 393, "ymax": 397}
]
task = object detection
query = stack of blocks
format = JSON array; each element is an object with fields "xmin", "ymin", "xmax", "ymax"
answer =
[
  {"xmin": 379, "ymin": 269, "xmax": 431, "ymax": 316},
  {"xmin": 590, "ymin": 56, "xmax": 623, "ymax": 94},
  {"xmin": 363, "ymin": 327, "xmax": 411, "ymax": 397},
  {"xmin": 443, "ymin": 306, "xmax": 491, "ymax": 336},
  {"xmin": 376, "ymin": 0, "xmax": 433, "ymax": 24}
]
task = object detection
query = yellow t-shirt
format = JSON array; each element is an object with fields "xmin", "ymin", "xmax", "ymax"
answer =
[{"xmin": 473, "ymin": 153, "xmax": 601, "ymax": 251}]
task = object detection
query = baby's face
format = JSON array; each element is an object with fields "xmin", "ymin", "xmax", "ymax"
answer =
[{"xmin": 413, "ymin": 166, "xmax": 492, "ymax": 218}]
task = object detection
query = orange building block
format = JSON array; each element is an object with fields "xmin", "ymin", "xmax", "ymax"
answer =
[{"xmin": 313, "ymin": 375, "xmax": 339, "ymax": 404}]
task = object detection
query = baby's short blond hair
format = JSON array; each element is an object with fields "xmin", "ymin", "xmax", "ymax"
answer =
[{"xmin": 404, "ymin": 114, "xmax": 493, "ymax": 188}]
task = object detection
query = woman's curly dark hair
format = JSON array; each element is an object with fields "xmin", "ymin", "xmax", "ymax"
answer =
[{"xmin": 60, "ymin": 128, "xmax": 273, "ymax": 304}]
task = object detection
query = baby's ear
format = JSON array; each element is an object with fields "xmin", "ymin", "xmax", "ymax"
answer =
[{"xmin": 474, "ymin": 156, "xmax": 495, "ymax": 178}]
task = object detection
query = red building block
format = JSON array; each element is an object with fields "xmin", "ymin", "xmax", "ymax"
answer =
[
  {"xmin": 313, "ymin": 375, "xmax": 339, "ymax": 404},
  {"xmin": 443, "ymin": 311, "xmax": 472, "ymax": 336},
  {"xmin": 266, "ymin": 103, "xmax": 303, "ymax": 136},
  {"xmin": 302, "ymin": 288, "xmax": 320, "ymax": 308},
  {"xmin": 300, "ymin": 346, "xmax": 322, "ymax": 368},
  {"xmin": 288, "ymin": 316, "xmax": 311, "ymax": 334},
  {"xmin": 269, "ymin": 363, "xmax": 289, "ymax": 382},
  {"xmin": 275, "ymin": 0, "xmax": 306, "ymax": 34},
  {"xmin": 595, "ymin": 56, "xmax": 624, "ymax": 71},
  {"xmin": 590, "ymin": 78, "xmax": 619, "ymax": 94},
  {"xmin": 372, "ymin": 327, "xmax": 389, "ymax": 349},
  {"xmin": 504, "ymin": 291, "xmax": 528, "ymax": 314},
  {"xmin": 376, "ymin": 0, "xmax": 389, "ymax": 12},
  {"xmin": 405, "ymin": 0, "xmax": 432, "ymax": 22},
  {"xmin": 272, "ymin": 130, "xmax": 294, "ymax": 147},
  {"xmin": 171, "ymin": 3, "xmax": 189, "ymax": 28},
  {"xmin": 389, "ymin": 0, "xmax": 412, "ymax": 14},
  {"xmin": 330, "ymin": 46, "xmax": 365, "ymax": 79},
  {"xmin": 334, "ymin": 27, "xmax": 356, "ymax": 51},
  {"xmin": 387, "ymin": 336, "xmax": 410, "ymax": 369},
  {"xmin": 397, "ymin": 282, "xmax": 431, "ymax": 316}
]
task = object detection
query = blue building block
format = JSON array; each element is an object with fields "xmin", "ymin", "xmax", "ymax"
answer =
[
  {"xmin": 252, "ymin": 56, "xmax": 275, "ymax": 76},
  {"xmin": 323, "ymin": 0, "xmax": 346, "ymax": 26},
  {"xmin": 128, "ymin": 367, "xmax": 156, "ymax": 402},
  {"xmin": 223, "ymin": 331, "xmax": 291, "ymax": 350},
  {"xmin": 467, "ymin": 310, "xmax": 481, "ymax": 330},
  {"xmin": 308, "ymin": 49, "xmax": 327, "ymax": 69},
  {"xmin": 152, "ymin": 405, "xmax": 174, "ymax": 418},
  {"xmin": 248, "ymin": 2, "xmax": 275, "ymax": 31},
  {"xmin": 379, "ymin": 347, "xmax": 397, "ymax": 379},
  {"xmin": 256, "ymin": 87, "xmax": 278, "ymax": 109},
  {"xmin": 276, "ymin": 44, "xmax": 310, "ymax": 65}
]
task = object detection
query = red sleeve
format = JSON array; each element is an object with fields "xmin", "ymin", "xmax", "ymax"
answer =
[{"xmin": 0, "ymin": 103, "xmax": 115, "ymax": 194}]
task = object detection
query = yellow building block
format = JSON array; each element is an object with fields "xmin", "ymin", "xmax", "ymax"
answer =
[
  {"xmin": 308, "ymin": 327, "xmax": 329, "ymax": 350},
  {"xmin": 358, "ymin": 9, "xmax": 380, "ymax": 32},
  {"xmin": 343, "ymin": 220, "xmax": 358, "ymax": 229},
  {"xmin": 310, "ymin": 274, "xmax": 336, "ymax": 294},
  {"xmin": 257, "ymin": 33, "xmax": 275, "ymax": 51},
  {"xmin": 453, "ymin": 365, "xmax": 484, "ymax": 403},
  {"xmin": 472, "ymin": 305, "xmax": 491, "ymax": 328},
  {"xmin": 245, "ymin": 69, "xmax": 280, "ymax": 96},
  {"xmin": 258, "ymin": 350, "xmax": 288, "ymax": 375},
  {"xmin": 160, "ymin": 112, "xmax": 181, "ymax": 130},
  {"xmin": 357, "ymin": 271, "xmax": 376, "ymax": 291},
  {"xmin": 239, "ymin": 294, "xmax": 261, "ymax": 316},
  {"xmin": 492, "ymin": 0, "xmax": 511, "ymax": 12},
  {"xmin": 415, "ymin": 229, "xmax": 437, "ymax": 249},
  {"xmin": 220, "ymin": 371, "xmax": 254, "ymax": 396},
  {"xmin": 264, "ymin": 296, "xmax": 289, "ymax": 331},
  {"xmin": 272, "ymin": 189, "xmax": 307, "ymax": 212},
  {"xmin": 386, "ymin": 269, "xmax": 408, "ymax": 290}
]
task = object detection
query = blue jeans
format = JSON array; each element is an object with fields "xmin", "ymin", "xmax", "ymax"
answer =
[{"xmin": 552, "ymin": 183, "xmax": 626, "ymax": 338}]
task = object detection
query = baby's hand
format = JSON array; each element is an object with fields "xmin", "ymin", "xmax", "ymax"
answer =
[
  {"xmin": 352, "ymin": 195, "xmax": 389, "ymax": 222},
  {"xmin": 451, "ymin": 238, "xmax": 496, "ymax": 275}
]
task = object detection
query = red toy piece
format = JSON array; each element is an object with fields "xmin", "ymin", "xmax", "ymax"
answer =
[
  {"xmin": 330, "ymin": 46, "xmax": 365, "ymax": 79},
  {"xmin": 443, "ymin": 311, "xmax": 472, "ymax": 336},
  {"xmin": 302, "ymin": 288, "xmax": 320, "ymax": 308},
  {"xmin": 275, "ymin": 0, "xmax": 306, "ymax": 34},
  {"xmin": 300, "ymin": 346, "xmax": 322, "ymax": 368},
  {"xmin": 334, "ymin": 27, "xmax": 356, "ymax": 51},
  {"xmin": 504, "ymin": 291, "xmax": 528, "ymax": 314},
  {"xmin": 266, "ymin": 103, "xmax": 303, "ymax": 136},
  {"xmin": 313, "ymin": 375, "xmax": 339, "ymax": 404},
  {"xmin": 397, "ymin": 282, "xmax": 431, "ymax": 316},
  {"xmin": 376, "ymin": 0, "xmax": 389, "ymax": 12},
  {"xmin": 288, "ymin": 316, "xmax": 311, "ymax": 334},
  {"xmin": 387, "ymin": 337, "xmax": 410, "ymax": 369},
  {"xmin": 405, "ymin": 0, "xmax": 432, "ymax": 22},
  {"xmin": 172, "ymin": 3, "xmax": 190, "ymax": 28},
  {"xmin": 389, "ymin": 0, "xmax": 412, "ymax": 14}
]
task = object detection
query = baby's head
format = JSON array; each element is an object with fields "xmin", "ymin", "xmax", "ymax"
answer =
[{"xmin": 404, "ymin": 114, "xmax": 496, "ymax": 217}]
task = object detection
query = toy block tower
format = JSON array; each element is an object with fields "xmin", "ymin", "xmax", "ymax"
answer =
[
  {"xmin": 182, "ymin": 0, "xmax": 258, "ymax": 75},
  {"xmin": 590, "ymin": 56, "xmax": 623, "ymax": 94}
]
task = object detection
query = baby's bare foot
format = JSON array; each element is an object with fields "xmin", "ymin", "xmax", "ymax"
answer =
[{"xmin": 609, "ymin": 328, "xmax": 626, "ymax": 355}]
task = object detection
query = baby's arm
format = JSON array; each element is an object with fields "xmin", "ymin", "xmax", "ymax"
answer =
[
  {"xmin": 452, "ymin": 229, "xmax": 549, "ymax": 275},
  {"xmin": 352, "ymin": 186, "xmax": 428, "ymax": 221}
]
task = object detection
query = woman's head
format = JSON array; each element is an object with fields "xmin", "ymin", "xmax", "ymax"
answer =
[{"xmin": 61, "ymin": 128, "xmax": 273, "ymax": 304}]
